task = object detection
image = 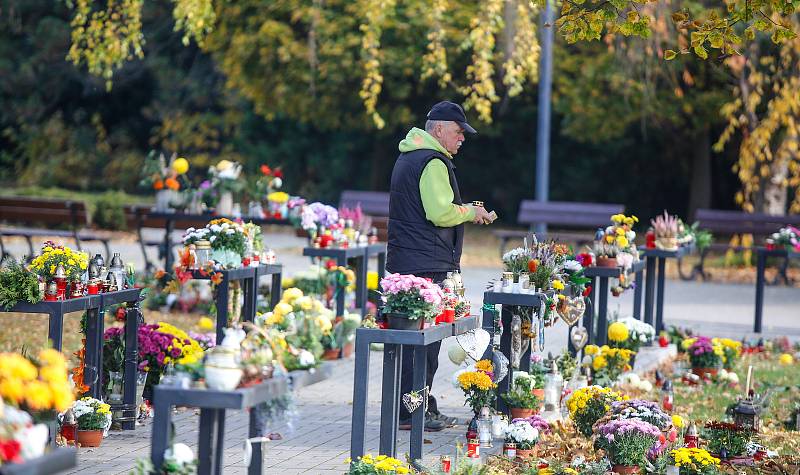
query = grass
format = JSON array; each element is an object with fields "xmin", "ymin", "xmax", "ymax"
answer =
[{"xmin": 673, "ymin": 353, "xmax": 800, "ymax": 455}]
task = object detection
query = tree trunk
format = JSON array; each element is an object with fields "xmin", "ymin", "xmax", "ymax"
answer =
[
  {"xmin": 762, "ymin": 138, "xmax": 791, "ymax": 215},
  {"xmin": 687, "ymin": 124, "xmax": 712, "ymax": 219}
]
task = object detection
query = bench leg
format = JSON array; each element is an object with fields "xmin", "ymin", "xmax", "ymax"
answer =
[{"xmin": 695, "ymin": 248, "xmax": 710, "ymax": 281}]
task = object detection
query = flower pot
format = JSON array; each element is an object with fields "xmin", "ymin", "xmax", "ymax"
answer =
[
  {"xmin": 515, "ymin": 448, "xmax": 535, "ymax": 460},
  {"xmin": 691, "ymin": 367, "xmax": 719, "ymax": 378},
  {"xmin": 509, "ymin": 407, "xmax": 536, "ymax": 420},
  {"xmin": 655, "ymin": 237, "xmax": 679, "ymax": 251},
  {"xmin": 342, "ymin": 342, "xmax": 354, "ymax": 358},
  {"xmin": 205, "ymin": 365, "xmax": 243, "ymax": 391},
  {"xmin": 384, "ymin": 313, "xmax": 424, "ymax": 330},
  {"xmin": 155, "ymin": 189, "xmax": 179, "ymax": 212},
  {"xmin": 76, "ymin": 429, "xmax": 104, "ymax": 447},
  {"xmin": 322, "ymin": 348, "xmax": 341, "ymax": 360},
  {"xmin": 612, "ymin": 465, "xmax": 641, "ymax": 474},
  {"xmin": 596, "ymin": 256, "xmax": 618, "ymax": 268},
  {"xmin": 211, "ymin": 248, "xmax": 242, "ymax": 269}
]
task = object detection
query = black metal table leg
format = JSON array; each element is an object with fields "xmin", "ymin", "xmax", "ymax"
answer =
[
  {"xmin": 409, "ymin": 345, "xmax": 427, "ymax": 462},
  {"xmin": 336, "ymin": 255, "xmax": 347, "ymax": 317},
  {"xmin": 164, "ymin": 218, "xmax": 175, "ymax": 271},
  {"xmin": 84, "ymin": 307, "xmax": 103, "ymax": 399},
  {"xmin": 633, "ymin": 267, "xmax": 644, "ymax": 320},
  {"xmin": 596, "ymin": 277, "xmax": 609, "ymax": 346},
  {"xmin": 122, "ymin": 303, "xmax": 140, "ymax": 430},
  {"xmin": 48, "ymin": 310, "xmax": 64, "ymax": 350},
  {"xmin": 496, "ymin": 305, "xmax": 513, "ymax": 413},
  {"xmin": 357, "ymin": 253, "xmax": 369, "ymax": 317},
  {"xmin": 215, "ymin": 279, "xmax": 230, "ymax": 344},
  {"xmin": 643, "ymin": 256, "xmax": 656, "ymax": 327},
  {"xmin": 379, "ymin": 344, "xmax": 401, "ymax": 457},
  {"xmin": 213, "ymin": 409, "xmax": 226, "ymax": 475},
  {"xmin": 150, "ymin": 400, "xmax": 171, "ymax": 471},
  {"xmin": 655, "ymin": 257, "xmax": 667, "ymax": 334},
  {"xmin": 270, "ymin": 271, "xmax": 282, "ymax": 308},
  {"xmin": 754, "ymin": 250, "xmax": 766, "ymax": 333},
  {"xmin": 377, "ymin": 251, "xmax": 386, "ymax": 280},
  {"xmin": 349, "ymin": 337, "xmax": 371, "ymax": 460},
  {"xmin": 197, "ymin": 408, "xmax": 218, "ymax": 475}
]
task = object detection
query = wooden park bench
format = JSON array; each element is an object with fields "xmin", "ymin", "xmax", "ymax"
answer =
[
  {"xmin": 0, "ymin": 196, "xmax": 111, "ymax": 262},
  {"xmin": 493, "ymin": 200, "xmax": 625, "ymax": 255},
  {"xmin": 679, "ymin": 208, "xmax": 800, "ymax": 283},
  {"xmin": 339, "ymin": 190, "xmax": 390, "ymax": 241}
]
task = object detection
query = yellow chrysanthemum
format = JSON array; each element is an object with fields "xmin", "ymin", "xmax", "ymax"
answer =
[
  {"xmin": 552, "ymin": 280, "xmax": 565, "ymax": 291},
  {"xmin": 671, "ymin": 414, "xmax": 685, "ymax": 429},
  {"xmin": 779, "ymin": 353, "xmax": 794, "ymax": 365},
  {"xmin": 474, "ymin": 359, "xmax": 494, "ymax": 373},
  {"xmin": 273, "ymin": 302, "xmax": 293, "ymax": 317},
  {"xmin": 24, "ymin": 380, "xmax": 53, "ymax": 410},
  {"xmin": 0, "ymin": 378, "xmax": 25, "ymax": 402},
  {"xmin": 584, "ymin": 344, "xmax": 600, "ymax": 355},
  {"xmin": 592, "ymin": 355, "xmax": 608, "ymax": 370},
  {"xmin": 50, "ymin": 381, "xmax": 75, "ymax": 412},
  {"xmin": 607, "ymin": 322, "xmax": 629, "ymax": 342},
  {"xmin": 281, "ymin": 287, "xmax": 304, "ymax": 303},
  {"xmin": 198, "ymin": 316, "xmax": 215, "ymax": 331},
  {"xmin": 616, "ymin": 236, "xmax": 629, "ymax": 248}
]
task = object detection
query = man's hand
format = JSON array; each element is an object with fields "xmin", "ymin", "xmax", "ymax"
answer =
[{"xmin": 472, "ymin": 206, "xmax": 492, "ymax": 225}]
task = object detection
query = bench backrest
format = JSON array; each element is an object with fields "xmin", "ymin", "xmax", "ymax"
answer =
[
  {"xmin": 122, "ymin": 205, "xmax": 214, "ymax": 230},
  {"xmin": 694, "ymin": 208, "xmax": 800, "ymax": 236},
  {"xmin": 339, "ymin": 190, "xmax": 390, "ymax": 217},
  {"xmin": 517, "ymin": 200, "xmax": 624, "ymax": 229},
  {"xmin": 0, "ymin": 196, "xmax": 89, "ymax": 228}
]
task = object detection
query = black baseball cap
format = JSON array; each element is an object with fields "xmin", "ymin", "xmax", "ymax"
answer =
[{"xmin": 426, "ymin": 101, "xmax": 477, "ymax": 134}]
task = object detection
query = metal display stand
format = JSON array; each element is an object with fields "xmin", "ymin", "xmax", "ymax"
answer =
[
  {"xmin": 4, "ymin": 288, "xmax": 143, "ymax": 431},
  {"xmin": 754, "ymin": 247, "xmax": 798, "ymax": 333},
  {"xmin": 583, "ymin": 260, "xmax": 646, "ymax": 345},
  {"xmin": 0, "ymin": 447, "xmax": 77, "ymax": 475},
  {"xmin": 302, "ymin": 246, "xmax": 369, "ymax": 317},
  {"xmin": 349, "ymin": 316, "xmax": 479, "ymax": 464},
  {"xmin": 640, "ymin": 246, "xmax": 694, "ymax": 335},
  {"xmin": 151, "ymin": 379, "xmax": 288, "ymax": 475},
  {"xmin": 480, "ymin": 292, "xmax": 543, "ymax": 413},
  {"xmin": 189, "ymin": 265, "xmax": 282, "ymax": 344},
  {"xmin": 146, "ymin": 212, "xmax": 289, "ymax": 270}
]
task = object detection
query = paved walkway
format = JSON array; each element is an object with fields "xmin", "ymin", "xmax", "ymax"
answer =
[{"xmin": 4, "ymin": 230, "xmax": 799, "ymax": 473}]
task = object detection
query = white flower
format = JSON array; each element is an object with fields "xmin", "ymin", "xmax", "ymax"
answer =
[
  {"xmin": 209, "ymin": 235, "xmax": 217, "ymax": 242},
  {"xmin": 165, "ymin": 443, "xmax": 195, "ymax": 467},
  {"xmin": 210, "ymin": 224, "xmax": 222, "ymax": 233},
  {"xmin": 505, "ymin": 420, "xmax": 539, "ymax": 444},
  {"xmin": 298, "ymin": 350, "xmax": 315, "ymax": 367},
  {"xmin": 564, "ymin": 260, "xmax": 582, "ymax": 272},
  {"xmin": 272, "ymin": 177, "xmax": 283, "ymax": 189}
]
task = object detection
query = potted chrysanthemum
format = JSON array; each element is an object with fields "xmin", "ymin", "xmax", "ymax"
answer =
[
  {"xmin": 504, "ymin": 419, "xmax": 540, "ymax": 459},
  {"xmin": 593, "ymin": 419, "xmax": 661, "ymax": 474},
  {"xmin": 379, "ymin": 273, "xmax": 443, "ymax": 330},
  {"xmin": 683, "ymin": 336, "xmax": 723, "ymax": 378},
  {"xmin": 71, "ymin": 397, "xmax": 112, "ymax": 447},
  {"xmin": 668, "ymin": 448, "xmax": 720, "ymax": 475},
  {"xmin": 566, "ymin": 385, "xmax": 625, "ymax": 437}
]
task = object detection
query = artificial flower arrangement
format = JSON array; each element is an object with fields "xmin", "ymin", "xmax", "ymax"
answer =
[
  {"xmin": 208, "ymin": 159, "xmax": 244, "ymax": 194},
  {"xmin": 583, "ymin": 344, "xmax": 634, "ymax": 386},
  {"xmin": 592, "ymin": 418, "xmax": 662, "ymax": 471},
  {"xmin": 716, "ymin": 338, "xmax": 741, "ymax": 370},
  {"xmin": 128, "ymin": 322, "xmax": 204, "ymax": 395},
  {"xmin": 254, "ymin": 163, "xmax": 284, "ymax": 212},
  {"xmin": 504, "ymin": 418, "xmax": 540, "ymax": 453},
  {"xmin": 566, "ymin": 385, "xmax": 626, "ymax": 437},
  {"xmin": 0, "ymin": 401, "xmax": 51, "ymax": 465},
  {"xmin": 502, "ymin": 239, "xmax": 571, "ymax": 290},
  {"xmin": 682, "ymin": 336, "xmax": 723, "ymax": 374},
  {"xmin": 765, "ymin": 225, "xmax": 800, "ymax": 252},
  {"xmin": 379, "ymin": 273, "xmax": 443, "ymax": 328},
  {"xmin": 139, "ymin": 151, "xmax": 190, "ymax": 192},
  {"xmin": 28, "ymin": 241, "xmax": 89, "ymax": 281},
  {"xmin": 345, "ymin": 454, "xmax": 411, "ymax": 474},
  {"xmin": 182, "ymin": 218, "xmax": 248, "ymax": 268},
  {"xmin": 668, "ymin": 447, "xmax": 720, "ymax": 475},
  {"xmin": 0, "ymin": 350, "xmax": 74, "ymax": 416},
  {"xmin": 593, "ymin": 214, "xmax": 639, "ymax": 266},
  {"xmin": 455, "ymin": 359, "xmax": 497, "ymax": 414},
  {"xmin": 502, "ymin": 371, "xmax": 541, "ymax": 414}
]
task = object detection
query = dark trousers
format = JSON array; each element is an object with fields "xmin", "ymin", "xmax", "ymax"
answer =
[{"xmin": 398, "ymin": 271, "xmax": 447, "ymax": 421}]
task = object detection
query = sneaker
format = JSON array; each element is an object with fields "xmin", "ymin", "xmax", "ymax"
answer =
[
  {"xmin": 398, "ymin": 416, "xmax": 446, "ymax": 432},
  {"xmin": 429, "ymin": 411, "xmax": 458, "ymax": 427}
]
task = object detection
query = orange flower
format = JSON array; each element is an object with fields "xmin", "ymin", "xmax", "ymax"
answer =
[
  {"xmin": 153, "ymin": 179, "xmax": 164, "ymax": 190},
  {"xmin": 260, "ymin": 164, "xmax": 272, "ymax": 175},
  {"xmin": 71, "ymin": 343, "xmax": 90, "ymax": 395},
  {"xmin": 165, "ymin": 177, "xmax": 180, "ymax": 190},
  {"xmin": 210, "ymin": 272, "xmax": 224, "ymax": 285},
  {"xmin": 154, "ymin": 269, "xmax": 166, "ymax": 279}
]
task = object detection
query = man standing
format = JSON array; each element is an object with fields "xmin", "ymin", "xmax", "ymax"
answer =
[{"xmin": 386, "ymin": 101, "xmax": 492, "ymax": 431}]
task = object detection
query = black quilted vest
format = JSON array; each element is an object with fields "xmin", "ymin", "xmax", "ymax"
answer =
[{"xmin": 386, "ymin": 148, "xmax": 464, "ymax": 275}]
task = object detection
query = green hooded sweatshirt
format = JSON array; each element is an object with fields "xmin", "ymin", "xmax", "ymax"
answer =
[{"xmin": 398, "ymin": 127, "xmax": 476, "ymax": 227}]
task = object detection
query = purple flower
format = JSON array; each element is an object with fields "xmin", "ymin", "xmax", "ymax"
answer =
[{"xmin": 513, "ymin": 415, "xmax": 550, "ymax": 434}]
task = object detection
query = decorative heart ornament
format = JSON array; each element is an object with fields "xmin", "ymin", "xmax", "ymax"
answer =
[
  {"xmin": 402, "ymin": 387, "xmax": 427, "ymax": 414},
  {"xmin": 557, "ymin": 296, "xmax": 586, "ymax": 326},
  {"xmin": 570, "ymin": 326, "xmax": 589, "ymax": 351}
]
